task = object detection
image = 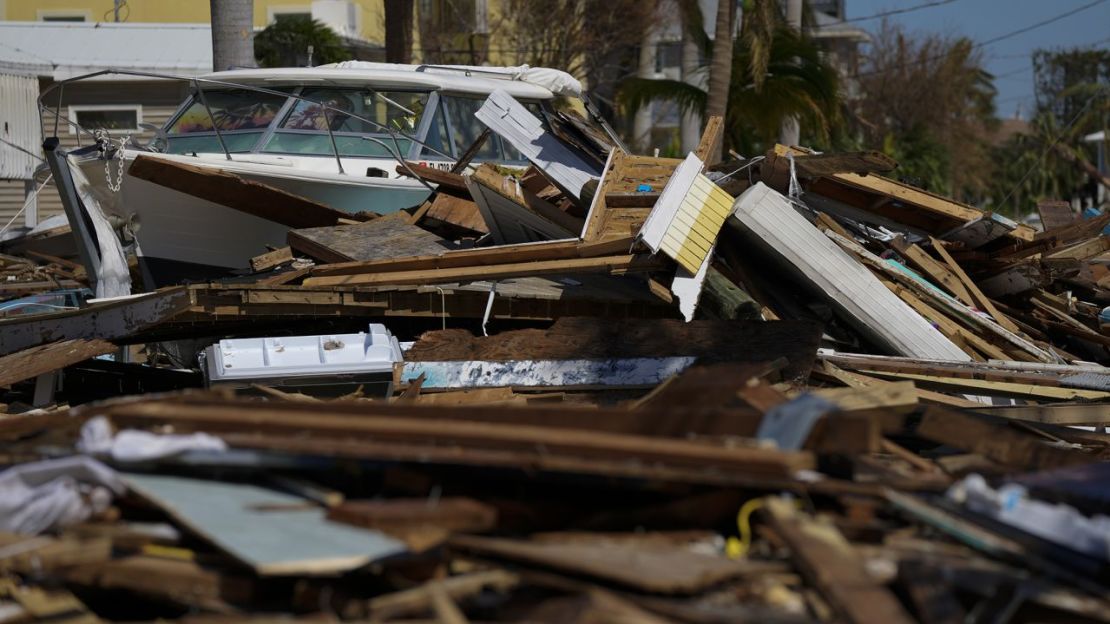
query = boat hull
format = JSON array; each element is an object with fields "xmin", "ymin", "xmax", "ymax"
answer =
[{"xmin": 76, "ymin": 152, "xmax": 432, "ymax": 284}]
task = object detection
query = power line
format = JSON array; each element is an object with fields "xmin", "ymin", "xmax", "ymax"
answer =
[
  {"xmin": 854, "ymin": 0, "xmax": 1109, "ymax": 79},
  {"xmin": 839, "ymin": 0, "xmax": 961, "ymax": 24}
]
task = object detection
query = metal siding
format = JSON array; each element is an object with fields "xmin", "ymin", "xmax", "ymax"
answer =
[{"xmin": 0, "ymin": 73, "xmax": 41, "ymax": 180}]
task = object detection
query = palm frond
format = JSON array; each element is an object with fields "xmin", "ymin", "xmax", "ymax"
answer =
[{"xmin": 616, "ymin": 76, "xmax": 708, "ymax": 117}]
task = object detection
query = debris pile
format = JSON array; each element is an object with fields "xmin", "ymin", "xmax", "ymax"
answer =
[{"xmin": 1, "ymin": 89, "xmax": 1109, "ymax": 622}]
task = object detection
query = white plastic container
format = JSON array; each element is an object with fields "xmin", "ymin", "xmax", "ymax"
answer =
[{"xmin": 200, "ymin": 324, "xmax": 402, "ymax": 397}]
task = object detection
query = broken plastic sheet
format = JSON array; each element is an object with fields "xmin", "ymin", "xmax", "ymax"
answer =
[
  {"xmin": 0, "ymin": 456, "xmax": 124, "ymax": 535},
  {"xmin": 65, "ymin": 153, "xmax": 131, "ymax": 298}
]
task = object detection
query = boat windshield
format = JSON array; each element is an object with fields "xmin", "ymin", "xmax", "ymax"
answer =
[
  {"xmin": 165, "ymin": 88, "xmax": 288, "ymax": 154},
  {"xmin": 163, "ymin": 87, "xmax": 428, "ymax": 159},
  {"xmin": 262, "ymin": 88, "xmax": 426, "ymax": 158}
]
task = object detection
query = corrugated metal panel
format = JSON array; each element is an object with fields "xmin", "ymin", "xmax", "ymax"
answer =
[
  {"xmin": 0, "ymin": 73, "xmax": 41, "ymax": 180},
  {"xmin": 730, "ymin": 182, "xmax": 971, "ymax": 361},
  {"xmin": 637, "ymin": 153, "xmax": 732, "ymax": 274}
]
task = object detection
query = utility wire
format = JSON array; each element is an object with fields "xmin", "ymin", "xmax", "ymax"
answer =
[
  {"xmin": 854, "ymin": 0, "xmax": 1109, "ymax": 79},
  {"xmin": 839, "ymin": 0, "xmax": 961, "ymax": 24}
]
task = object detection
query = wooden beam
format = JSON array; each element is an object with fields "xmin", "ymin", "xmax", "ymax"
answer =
[
  {"xmin": 302, "ymin": 254, "xmax": 665, "ymax": 287},
  {"xmin": 916, "ymin": 407, "xmax": 1093, "ymax": 470},
  {"xmin": 888, "ymin": 237, "xmax": 974, "ymax": 304},
  {"xmin": 693, "ymin": 115, "xmax": 724, "ymax": 164},
  {"xmin": 249, "ymin": 247, "xmax": 293, "ymax": 273},
  {"xmin": 0, "ymin": 338, "xmax": 116, "ymax": 388}
]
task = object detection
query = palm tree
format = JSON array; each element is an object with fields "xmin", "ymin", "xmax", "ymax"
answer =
[
  {"xmin": 210, "ymin": 0, "xmax": 255, "ymax": 71},
  {"xmin": 619, "ymin": 21, "xmax": 840, "ymax": 158},
  {"xmin": 384, "ymin": 0, "xmax": 414, "ymax": 64}
]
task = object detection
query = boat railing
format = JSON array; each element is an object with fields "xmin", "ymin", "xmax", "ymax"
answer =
[{"xmin": 37, "ymin": 69, "xmax": 450, "ymax": 190}]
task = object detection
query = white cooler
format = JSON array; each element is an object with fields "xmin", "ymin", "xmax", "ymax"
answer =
[{"xmin": 200, "ymin": 324, "xmax": 402, "ymax": 397}]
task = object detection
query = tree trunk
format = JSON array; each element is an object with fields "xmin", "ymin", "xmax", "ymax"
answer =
[
  {"xmin": 679, "ymin": 25, "xmax": 703, "ymax": 153},
  {"xmin": 705, "ymin": 0, "xmax": 735, "ymax": 162},
  {"xmin": 210, "ymin": 0, "xmax": 255, "ymax": 71},
  {"xmin": 779, "ymin": 0, "xmax": 803, "ymax": 146},
  {"xmin": 385, "ymin": 0, "xmax": 414, "ymax": 64},
  {"xmin": 632, "ymin": 22, "xmax": 659, "ymax": 153}
]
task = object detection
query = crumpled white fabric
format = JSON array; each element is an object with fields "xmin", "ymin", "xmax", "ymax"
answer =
[
  {"xmin": 0, "ymin": 456, "xmax": 125, "ymax": 535},
  {"xmin": 77, "ymin": 416, "xmax": 227, "ymax": 462}
]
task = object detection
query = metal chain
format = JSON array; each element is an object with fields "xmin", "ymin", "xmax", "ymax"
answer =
[{"xmin": 97, "ymin": 130, "xmax": 131, "ymax": 193}]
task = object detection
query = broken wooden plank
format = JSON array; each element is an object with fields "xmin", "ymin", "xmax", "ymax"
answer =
[
  {"xmin": 929, "ymin": 237, "xmax": 1023, "ymax": 335},
  {"xmin": 128, "ymin": 155, "xmax": 353, "ymax": 229},
  {"xmin": 249, "ymin": 247, "xmax": 293, "ymax": 273},
  {"xmin": 0, "ymin": 339, "xmax": 115, "ymax": 388},
  {"xmin": 762, "ymin": 497, "xmax": 916, "ymax": 624},
  {"xmin": 422, "ymin": 193, "xmax": 488, "ymax": 234},
  {"xmin": 466, "ymin": 163, "xmax": 582, "ymax": 244},
  {"xmin": 693, "ymin": 115, "xmax": 723, "ymax": 163},
  {"xmin": 449, "ymin": 534, "xmax": 764, "ymax": 595},
  {"xmin": 915, "ymin": 407, "xmax": 1093, "ymax": 470}
]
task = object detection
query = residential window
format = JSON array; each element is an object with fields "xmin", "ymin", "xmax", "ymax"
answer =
[
  {"xmin": 68, "ymin": 105, "xmax": 142, "ymax": 134},
  {"xmin": 37, "ymin": 10, "xmax": 90, "ymax": 21},
  {"xmin": 268, "ymin": 6, "xmax": 313, "ymax": 24}
]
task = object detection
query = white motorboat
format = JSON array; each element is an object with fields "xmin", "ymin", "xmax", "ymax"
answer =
[{"xmin": 49, "ymin": 62, "xmax": 588, "ymax": 285}]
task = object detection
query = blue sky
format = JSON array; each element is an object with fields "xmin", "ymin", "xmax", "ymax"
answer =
[{"xmin": 845, "ymin": 0, "xmax": 1110, "ymax": 118}]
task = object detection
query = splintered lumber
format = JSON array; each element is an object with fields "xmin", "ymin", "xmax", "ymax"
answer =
[
  {"xmin": 307, "ymin": 236, "xmax": 633, "ymax": 278},
  {"xmin": 449, "ymin": 534, "xmax": 766, "ymax": 594},
  {"xmin": 288, "ymin": 214, "xmax": 456, "ymax": 263},
  {"xmin": 301, "ymin": 253, "xmax": 665, "ymax": 287},
  {"xmin": 915, "ymin": 407, "xmax": 1093, "ymax": 471},
  {"xmin": 365, "ymin": 570, "xmax": 519, "ymax": 620},
  {"xmin": 970, "ymin": 403, "xmax": 1110, "ymax": 426},
  {"xmin": 826, "ymin": 229, "xmax": 1057, "ymax": 363},
  {"xmin": 422, "ymin": 193, "xmax": 488, "ymax": 233},
  {"xmin": 693, "ymin": 115, "xmax": 724, "ymax": 163},
  {"xmin": 327, "ymin": 498, "xmax": 497, "ymax": 534},
  {"xmin": 762, "ymin": 497, "xmax": 916, "ymax": 624},
  {"xmin": 128, "ymin": 155, "xmax": 354, "ymax": 228},
  {"xmin": 249, "ymin": 246, "xmax": 293, "ymax": 273},
  {"xmin": 403, "ymin": 318, "xmax": 823, "ymax": 379},
  {"xmin": 864, "ymin": 371, "xmax": 1110, "ymax": 402},
  {"xmin": 730, "ymin": 183, "xmax": 970, "ymax": 361},
  {"xmin": 929, "ymin": 237, "xmax": 1022, "ymax": 335},
  {"xmin": 63, "ymin": 555, "xmax": 254, "ymax": 610},
  {"xmin": 123, "ymin": 473, "xmax": 406, "ymax": 576},
  {"xmin": 772, "ymin": 144, "xmax": 1034, "ymax": 242},
  {"xmin": 397, "ymin": 162, "xmax": 469, "ymax": 194},
  {"xmin": 888, "ymin": 237, "xmax": 974, "ymax": 304},
  {"xmin": 0, "ymin": 339, "xmax": 115, "ymax": 387}
]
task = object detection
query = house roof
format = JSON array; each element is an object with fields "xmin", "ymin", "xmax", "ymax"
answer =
[{"xmin": 0, "ymin": 21, "xmax": 213, "ymax": 80}]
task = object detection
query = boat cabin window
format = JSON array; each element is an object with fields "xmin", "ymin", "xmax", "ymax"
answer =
[
  {"xmin": 262, "ymin": 88, "xmax": 428, "ymax": 158},
  {"xmin": 424, "ymin": 95, "xmax": 543, "ymax": 164},
  {"xmin": 165, "ymin": 89, "xmax": 286, "ymax": 154}
]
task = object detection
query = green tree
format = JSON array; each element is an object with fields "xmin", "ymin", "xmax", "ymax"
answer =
[
  {"xmin": 851, "ymin": 22, "xmax": 996, "ymax": 199},
  {"xmin": 618, "ymin": 19, "xmax": 840, "ymax": 158},
  {"xmin": 255, "ymin": 16, "xmax": 348, "ymax": 68}
]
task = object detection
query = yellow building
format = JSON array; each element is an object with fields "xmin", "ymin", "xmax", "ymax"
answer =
[{"xmin": 0, "ymin": 0, "xmax": 389, "ymax": 48}]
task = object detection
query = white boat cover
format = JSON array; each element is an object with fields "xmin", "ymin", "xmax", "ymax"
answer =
[{"xmin": 325, "ymin": 61, "xmax": 584, "ymax": 97}]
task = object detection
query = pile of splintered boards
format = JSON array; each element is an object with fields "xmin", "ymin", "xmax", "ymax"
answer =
[{"xmin": 1, "ymin": 88, "xmax": 1110, "ymax": 623}]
